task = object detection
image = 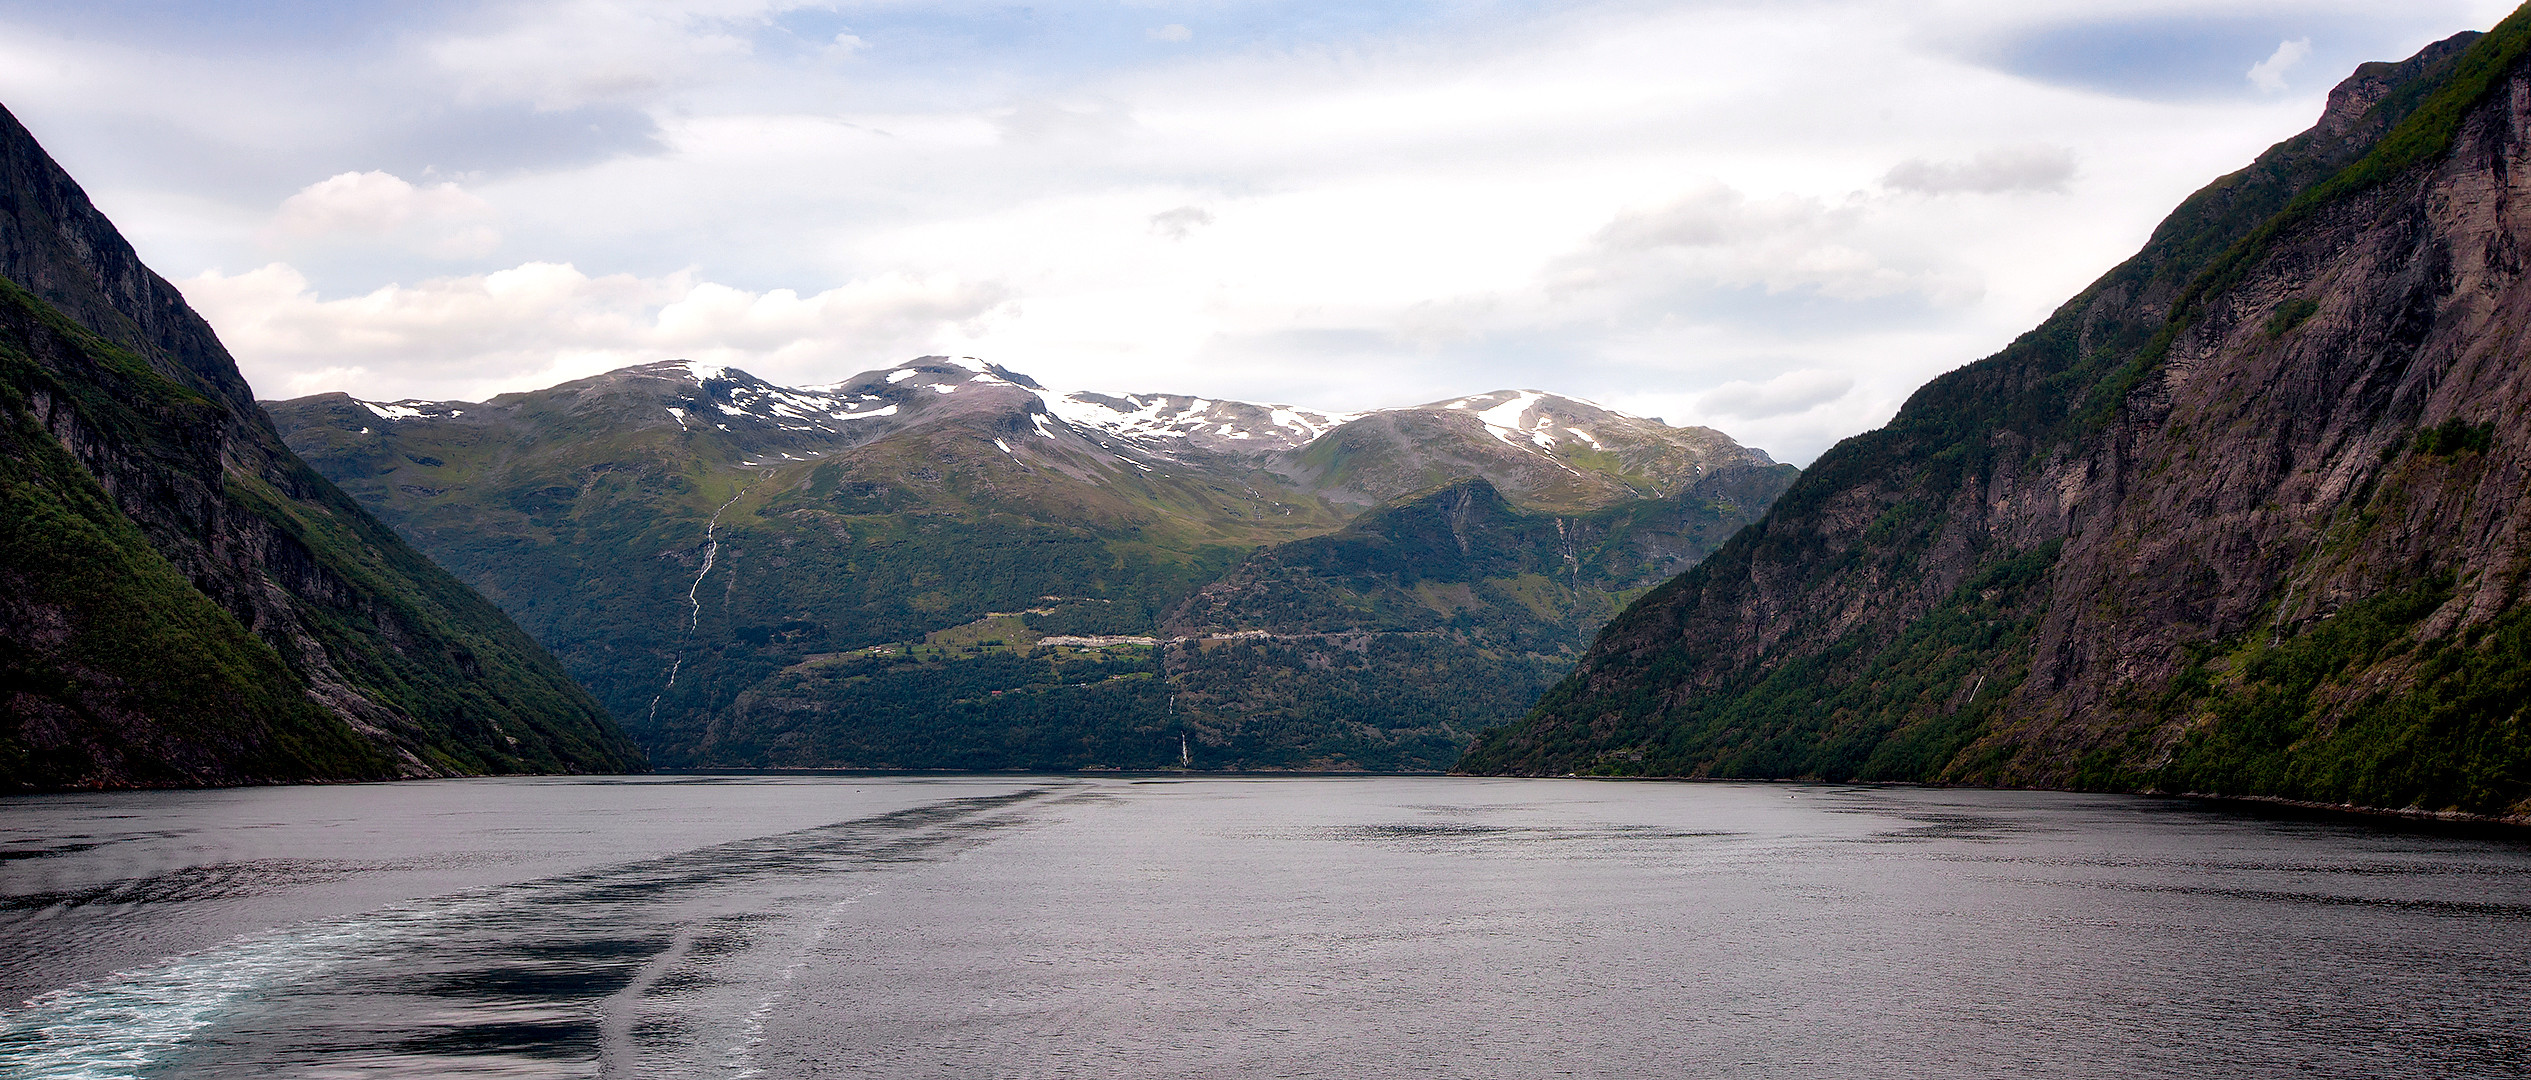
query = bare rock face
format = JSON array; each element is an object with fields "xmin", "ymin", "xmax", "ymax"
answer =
[
  {"xmin": 0, "ymin": 103, "xmax": 639, "ymax": 788},
  {"xmin": 1463, "ymin": 23, "xmax": 2531, "ymax": 819}
]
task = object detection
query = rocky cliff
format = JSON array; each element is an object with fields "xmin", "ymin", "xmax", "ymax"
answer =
[
  {"xmin": 0, "ymin": 103, "xmax": 640, "ymax": 788},
  {"xmin": 1463, "ymin": 20, "xmax": 2531, "ymax": 820}
]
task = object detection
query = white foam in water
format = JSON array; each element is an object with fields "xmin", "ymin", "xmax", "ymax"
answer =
[
  {"xmin": 0, "ymin": 893, "xmax": 498, "ymax": 1078},
  {"xmin": 723, "ymin": 888, "xmax": 874, "ymax": 1079}
]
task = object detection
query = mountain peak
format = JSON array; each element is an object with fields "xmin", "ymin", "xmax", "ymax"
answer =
[
  {"xmin": 624, "ymin": 359, "xmax": 757, "ymax": 385},
  {"xmin": 814, "ymin": 355, "xmax": 1040, "ymax": 398},
  {"xmin": 1418, "ymin": 389, "xmax": 1633, "ymax": 452},
  {"xmin": 1042, "ymin": 389, "xmax": 1357, "ymax": 457},
  {"xmin": 2317, "ymin": 30, "xmax": 2479, "ymax": 140}
]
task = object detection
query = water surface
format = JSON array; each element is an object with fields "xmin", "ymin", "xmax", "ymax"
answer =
[{"xmin": 2, "ymin": 776, "xmax": 2526, "ymax": 1078}]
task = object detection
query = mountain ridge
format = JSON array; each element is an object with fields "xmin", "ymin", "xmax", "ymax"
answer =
[
  {"xmin": 320, "ymin": 355, "xmax": 1770, "ymax": 511},
  {"xmin": 268, "ymin": 355, "xmax": 1793, "ymax": 771}
]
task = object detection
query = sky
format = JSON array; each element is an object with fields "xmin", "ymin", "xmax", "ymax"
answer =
[{"xmin": 0, "ymin": 0, "xmax": 2515, "ymax": 464}]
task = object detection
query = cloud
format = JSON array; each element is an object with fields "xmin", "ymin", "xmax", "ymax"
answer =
[
  {"xmin": 1592, "ymin": 185, "xmax": 1763, "ymax": 250},
  {"xmin": 1148, "ymin": 24, "xmax": 1193, "ymax": 44},
  {"xmin": 1551, "ymin": 183, "xmax": 1982, "ymax": 306},
  {"xmin": 1881, "ymin": 146, "xmax": 2078, "ymax": 195},
  {"xmin": 1149, "ymin": 205, "xmax": 1214, "ymax": 239},
  {"xmin": 2247, "ymin": 37, "xmax": 2313, "ymax": 92},
  {"xmin": 268, "ymin": 171, "xmax": 501, "ymax": 259},
  {"xmin": 14, "ymin": 0, "xmax": 2485, "ymax": 468},
  {"xmin": 993, "ymin": 98, "xmax": 1137, "ymax": 143},
  {"xmin": 1695, "ymin": 369, "xmax": 1856, "ymax": 421},
  {"xmin": 425, "ymin": 1, "xmax": 806, "ymax": 110},
  {"xmin": 180, "ymin": 261, "xmax": 1013, "ymax": 402}
]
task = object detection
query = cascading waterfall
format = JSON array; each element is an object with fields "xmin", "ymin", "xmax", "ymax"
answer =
[
  {"xmin": 691, "ymin": 485, "xmax": 752, "ymax": 630},
  {"xmin": 649, "ymin": 470, "xmax": 761, "ymax": 724}
]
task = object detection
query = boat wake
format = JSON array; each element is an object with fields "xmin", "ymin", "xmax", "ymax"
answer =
[{"xmin": 0, "ymin": 787, "xmax": 1060, "ymax": 1078}]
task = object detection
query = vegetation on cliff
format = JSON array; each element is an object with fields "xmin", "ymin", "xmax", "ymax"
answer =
[{"xmin": 0, "ymin": 280, "xmax": 389, "ymax": 784}]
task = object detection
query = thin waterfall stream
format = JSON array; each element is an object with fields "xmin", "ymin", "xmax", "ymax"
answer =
[{"xmin": 648, "ymin": 468, "xmax": 763, "ymax": 724}]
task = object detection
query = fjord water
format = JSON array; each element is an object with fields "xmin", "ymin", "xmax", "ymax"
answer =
[{"xmin": 2, "ymin": 777, "xmax": 2525, "ymax": 1078}]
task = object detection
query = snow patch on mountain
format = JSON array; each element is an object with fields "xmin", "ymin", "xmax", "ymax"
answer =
[
  {"xmin": 1421, "ymin": 389, "xmax": 1646, "ymax": 455},
  {"xmin": 1042, "ymin": 390, "xmax": 1355, "ymax": 453},
  {"xmin": 358, "ymin": 400, "xmax": 465, "ymax": 421},
  {"xmin": 1474, "ymin": 391, "xmax": 1553, "ymax": 448}
]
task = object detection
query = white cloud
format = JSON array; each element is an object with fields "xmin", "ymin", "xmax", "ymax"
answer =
[
  {"xmin": 2248, "ymin": 38, "xmax": 2314, "ymax": 93},
  {"xmin": 993, "ymin": 98, "xmax": 1138, "ymax": 143},
  {"xmin": 268, "ymin": 171, "xmax": 501, "ymax": 259},
  {"xmin": 1881, "ymin": 145, "xmax": 2078, "ymax": 195},
  {"xmin": 181, "ymin": 261, "xmax": 1012, "ymax": 402},
  {"xmin": 1148, "ymin": 205, "xmax": 1213, "ymax": 240},
  {"xmin": 1696, "ymin": 369, "xmax": 1856, "ymax": 421},
  {"xmin": 1148, "ymin": 24, "xmax": 1193, "ymax": 44},
  {"xmin": 425, "ymin": 0, "xmax": 803, "ymax": 110},
  {"xmin": 1592, "ymin": 185, "xmax": 1772, "ymax": 251},
  {"xmin": 1548, "ymin": 182, "xmax": 1984, "ymax": 306}
]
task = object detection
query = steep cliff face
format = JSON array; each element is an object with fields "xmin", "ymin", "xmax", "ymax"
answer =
[
  {"xmin": 1464, "ymin": 21, "xmax": 2531, "ymax": 819},
  {"xmin": 0, "ymin": 103, "xmax": 639, "ymax": 788}
]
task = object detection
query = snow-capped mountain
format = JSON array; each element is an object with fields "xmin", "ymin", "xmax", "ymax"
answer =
[
  {"xmin": 334, "ymin": 355, "xmax": 1771, "ymax": 510},
  {"xmin": 1042, "ymin": 391, "xmax": 1355, "ymax": 456}
]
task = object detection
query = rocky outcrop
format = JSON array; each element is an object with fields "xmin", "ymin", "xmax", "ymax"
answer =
[
  {"xmin": 1462, "ymin": 22, "xmax": 2531, "ymax": 819},
  {"xmin": 0, "ymin": 102, "xmax": 640, "ymax": 788}
]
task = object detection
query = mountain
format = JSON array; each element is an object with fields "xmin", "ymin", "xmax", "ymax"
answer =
[
  {"xmin": 0, "ymin": 105, "xmax": 640, "ymax": 789},
  {"xmin": 267, "ymin": 357, "xmax": 1791, "ymax": 770},
  {"xmin": 1278, "ymin": 390, "xmax": 1767, "ymax": 512},
  {"xmin": 1461, "ymin": 22, "xmax": 2531, "ymax": 819}
]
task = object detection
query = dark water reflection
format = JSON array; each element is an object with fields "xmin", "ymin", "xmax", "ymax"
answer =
[{"xmin": 2, "ymin": 777, "xmax": 2527, "ymax": 1078}]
